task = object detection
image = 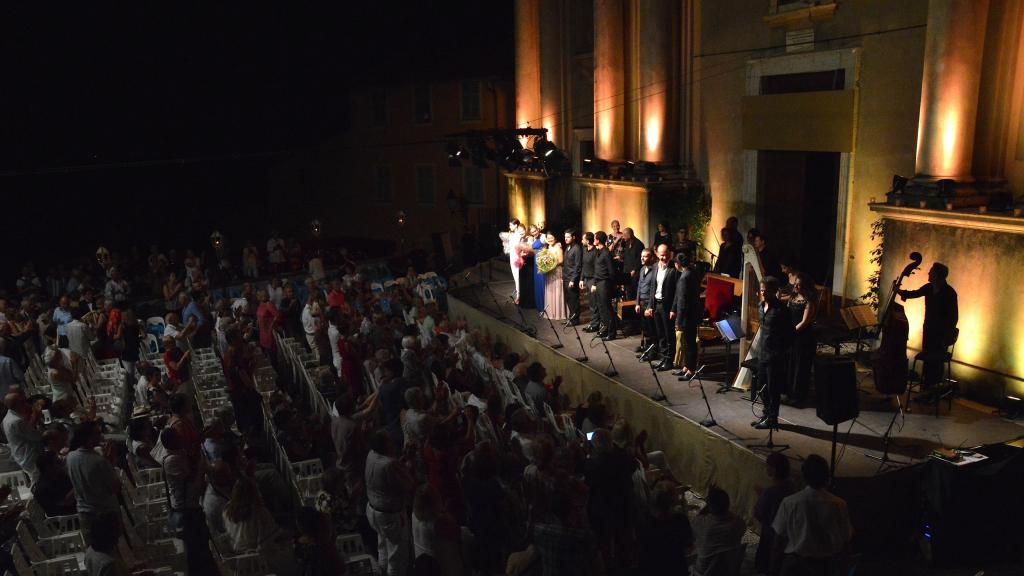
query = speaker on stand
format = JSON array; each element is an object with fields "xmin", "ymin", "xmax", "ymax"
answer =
[{"xmin": 815, "ymin": 356, "xmax": 859, "ymax": 481}]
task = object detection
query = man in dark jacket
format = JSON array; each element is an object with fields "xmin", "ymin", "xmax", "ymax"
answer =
[
  {"xmin": 644, "ymin": 244, "xmax": 680, "ymax": 369},
  {"xmin": 592, "ymin": 231, "xmax": 617, "ymax": 340},
  {"xmin": 563, "ymin": 229, "xmax": 583, "ymax": 326},
  {"xmin": 635, "ymin": 249, "xmax": 655, "ymax": 356},
  {"xmin": 619, "ymin": 228, "xmax": 645, "ymax": 300},
  {"xmin": 754, "ymin": 276, "xmax": 794, "ymax": 429},
  {"xmin": 673, "ymin": 252, "xmax": 705, "ymax": 377},
  {"xmin": 582, "ymin": 233, "xmax": 599, "ymax": 332}
]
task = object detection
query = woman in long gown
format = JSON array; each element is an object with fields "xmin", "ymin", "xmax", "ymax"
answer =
[
  {"xmin": 542, "ymin": 231, "xmax": 566, "ymax": 320},
  {"xmin": 531, "ymin": 226, "xmax": 546, "ymax": 314}
]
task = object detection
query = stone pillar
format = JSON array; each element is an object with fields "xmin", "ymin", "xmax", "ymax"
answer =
[
  {"xmin": 515, "ymin": 0, "xmax": 542, "ymax": 135},
  {"xmin": 594, "ymin": 0, "xmax": 626, "ymax": 160},
  {"xmin": 539, "ymin": 0, "xmax": 563, "ymax": 146},
  {"xmin": 973, "ymin": 0, "xmax": 1023, "ymax": 187},
  {"xmin": 914, "ymin": 0, "xmax": 989, "ymax": 181},
  {"xmin": 637, "ymin": 0, "xmax": 677, "ymax": 163}
]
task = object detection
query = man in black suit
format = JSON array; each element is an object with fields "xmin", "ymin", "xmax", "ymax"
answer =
[
  {"xmin": 620, "ymin": 227, "xmax": 645, "ymax": 300},
  {"xmin": 644, "ymin": 243, "xmax": 679, "ymax": 370},
  {"xmin": 749, "ymin": 229, "xmax": 783, "ymax": 282},
  {"xmin": 754, "ymin": 276, "xmax": 794, "ymax": 429},
  {"xmin": 673, "ymin": 252, "xmax": 705, "ymax": 378},
  {"xmin": 634, "ymin": 248, "xmax": 655, "ymax": 356},
  {"xmin": 582, "ymin": 232, "xmax": 599, "ymax": 332},
  {"xmin": 592, "ymin": 231, "xmax": 617, "ymax": 340},
  {"xmin": 898, "ymin": 262, "xmax": 958, "ymax": 388},
  {"xmin": 562, "ymin": 229, "xmax": 583, "ymax": 326}
]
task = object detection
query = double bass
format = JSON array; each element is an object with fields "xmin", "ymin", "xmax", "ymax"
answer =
[{"xmin": 872, "ymin": 252, "xmax": 922, "ymax": 395}]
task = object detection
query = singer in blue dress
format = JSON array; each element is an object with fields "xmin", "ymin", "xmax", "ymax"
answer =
[{"xmin": 532, "ymin": 234, "xmax": 545, "ymax": 314}]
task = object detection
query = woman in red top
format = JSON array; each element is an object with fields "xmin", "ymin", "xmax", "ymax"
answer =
[
  {"xmin": 335, "ymin": 320, "xmax": 364, "ymax": 398},
  {"xmin": 255, "ymin": 290, "xmax": 280, "ymax": 356},
  {"xmin": 162, "ymin": 336, "xmax": 192, "ymax": 393}
]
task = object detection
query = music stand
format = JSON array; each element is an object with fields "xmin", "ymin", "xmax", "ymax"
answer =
[
  {"xmin": 592, "ymin": 334, "xmax": 619, "ymax": 377},
  {"xmin": 714, "ymin": 315, "xmax": 743, "ymax": 392},
  {"xmin": 686, "ymin": 365, "xmax": 717, "ymax": 427},
  {"xmin": 541, "ymin": 308, "xmax": 564, "ymax": 349},
  {"xmin": 643, "ymin": 343, "xmax": 670, "ymax": 403}
]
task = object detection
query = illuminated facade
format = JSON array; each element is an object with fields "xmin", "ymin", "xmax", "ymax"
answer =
[{"xmin": 514, "ymin": 0, "xmax": 1024, "ymax": 400}]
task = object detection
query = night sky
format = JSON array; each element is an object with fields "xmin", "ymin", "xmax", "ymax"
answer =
[{"xmin": 0, "ymin": 2, "xmax": 512, "ymax": 282}]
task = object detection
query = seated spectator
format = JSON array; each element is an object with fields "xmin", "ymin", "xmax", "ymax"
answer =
[
  {"xmin": 412, "ymin": 484, "xmax": 463, "ymax": 576},
  {"xmin": 294, "ymin": 506, "xmax": 345, "ymax": 576},
  {"xmin": 127, "ymin": 416, "xmax": 160, "ymax": 469},
  {"xmin": 691, "ymin": 486, "xmax": 746, "ymax": 574},
  {"xmin": 33, "ymin": 445, "xmax": 75, "ymax": 517},
  {"xmin": 314, "ymin": 467, "xmax": 358, "ymax": 534},
  {"xmin": 83, "ymin": 511, "xmax": 131, "ymax": 576},
  {"xmin": 771, "ymin": 454, "xmax": 852, "ymax": 576},
  {"xmin": 2, "ymin": 391, "xmax": 43, "ymax": 484},
  {"xmin": 753, "ymin": 452, "xmax": 796, "ymax": 574},
  {"xmin": 203, "ymin": 460, "xmax": 235, "ymax": 536},
  {"xmin": 638, "ymin": 480, "xmax": 693, "ymax": 574},
  {"xmin": 222, "ymin": 476, "xmax": 281, "ymax": 553}
]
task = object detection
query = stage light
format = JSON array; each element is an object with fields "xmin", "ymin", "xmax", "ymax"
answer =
[
  {"xmin": 210, "ymin": 230, "xmax": 224, "ymax": 252},
  {"xmin": 447, "ymin": 142, "xmax": 466, "ymax": 168},
  {"xmin": 310, "ymin": 219, "xmax": 322, "ymax": 237},
  {"xmin": 534, "ymin": 138, "xmax": 557, "ymax": 158},
  {"xmin": 618, "ymin": 160, "xmax": 636, "ymax": 180},
  {"xmin": 892, "ymin": 175, "xmax": 908, "ymax": 194}
]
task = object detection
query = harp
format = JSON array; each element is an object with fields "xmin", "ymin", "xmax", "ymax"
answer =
[{"xmin": 731, "ymin": 244, "xmax": 766, "ymax": 391}]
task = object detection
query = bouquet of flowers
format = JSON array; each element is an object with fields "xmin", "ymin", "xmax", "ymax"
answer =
[
  {"xmin": 514, "ymin": 243, "xmax": 534, "ymax": 269},
  {"xmin": 536, "ymin": 248, "xmax": 558, "ymax": 274}
]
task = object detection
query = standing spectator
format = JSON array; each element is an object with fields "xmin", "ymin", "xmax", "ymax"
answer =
[
  {"xmin": 294, "ymin": 506, "xmax": 346, "ymax": 576},
  {"xmin": 327, "ymin": 280, "xmax": 346, "ymax": 311},
  {"xmin": 255, "ymin": 289, "xmax": 280, "ymax": 358},
  {"xmin": 162, "ymin": 336, "xmax": 192, "ymax": 396},
  {"xmin": 412, "ymin": 484, "xmax": 463, "ymax": 576},
  {"xmin": 164, "ymin": 272, "xmax": 184, "ymax": 313},
  {"xmin": 162, "ymin": 427, "xmax": 219, "ymax": 575},
  {"xmin": 771, "ymin": 454, "xmax": 852, "ymax": 576},
  {"xmin": 44, "ymin": 343, "xmax": 76, "ymax": 403},
  {"xmin": 66, "ymin": 420, "xmax": 122, "ymax": 546},
  {"xmin": 168, "ymin": 393, "xmax": 201, "ymax": 458},
  {"xmin": 104, "ymin": 268, "xmax": 130, "ymax": 305},
  {"xmin": 2, "ymin": 392, "xmax": 43, "ymax": 484},
  {"xmin": 83, "ymin": 513, "xmax": 131, "ymax": 576},
  {"xmin": 16, "ymin": 265, "xmax": 42, "ymax": 297},
  {"xmin": 242, "ymin": 242, "xmax": 261, "ymax": 279},
  {"xmin": 52, "ymin": 295, "xmax": 73, "ymax": 348},
  {"xmin": 753, "ymin": 452, "xmax": 796, "ymax": 574},
  {"xmin": 119, "ymin": 309, "xmax": 142, "ymax": 405},
  {"xmin": 690, "ymin": 487, "xmax": 746, "ymax": 575},
  {"xmin": 279, "ymin": 285, "xmax": 302, "ymax": 339},
  {"xmin": 223, "ymin": 327, "xmax": 265, "ymax": 435},
  {"xmin": 162, "ymin": 311, "xmax": 196, "ymax": 350},
  {"xmin": 203, "ymin": 460, "xmax": 235, "ymax": 536},
  {"xmin": 529, "ymin": 487, "xmax": 602, "ymax": 576},
  {"xmin": 365, "ymin": 429, "xmax": 414, "ymax": 576},
  {"xmin": 0, "ymin": 340, "xmax": 26, "ymax": 398},
  {"xmin": 267, "ymin": 231, "xmax": 286, "ymax": 274},
  {"xmin": 267, "ymin": 277, "xmax": 285, "ymax": 309},
  {"xmin": 638, "ymin": 481, "xmax": 694, "ymax": 574},
  {"xmin": 302, "ymin": 292, "xmax": 322, "ymax": 351},
  {"xmin": 180, "ymin": 291, "xmax": 211, "ymax": 347}
]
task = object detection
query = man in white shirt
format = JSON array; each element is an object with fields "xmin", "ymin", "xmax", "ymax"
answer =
[
  {"xmin": 301, "ymin": 296, "xmax": 320, "ymax": 351},
  {"xmin": 365, "ymin": 429, "xmax": 414, "ymax": 576},
  {"xmin": 65, "ymin": 309, "xmax": 93, "ymax": 368},
  {"xmin": 2, "ymin": 392, "xmax": 43, "ymax": 484},
  {"xmin": 66, "ymin": 420, "xmax": 122, "ymax": 545},
  {"xmin": 104, "ymin": 268, "xmax": 130, "ymax": 305},
  {"xmin": 203, "ymin": 460, "xmax": 235, "ymax": 536},
  {"xmin": 267, "ymin": 277, "xmax": 285, "ymax": 308},
  {"xmin": 771, "ymin": 454, "xmax": 852, "ymax": 576},
  {"xmin": 162, "ymin": 312, "xmax": 195, "ymax": 350}
]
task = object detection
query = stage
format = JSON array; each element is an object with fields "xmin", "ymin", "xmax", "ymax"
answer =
[{"xmin": 448, "ymin": 260, "xmax": 1024, "ymax": 532}]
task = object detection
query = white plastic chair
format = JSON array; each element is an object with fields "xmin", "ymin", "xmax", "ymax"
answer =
[{"xmin": 145, "ymin": 333, "xmax": 161, "ymax": 354}]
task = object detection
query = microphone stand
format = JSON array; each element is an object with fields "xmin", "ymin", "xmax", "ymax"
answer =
[
  {"xmin": 643, "ymin": 343, "xmax": 669, "ymax": 403},
  {"xmin": 484, "ymin": 281, "xmax": 505, "ymax": 320},
  {"xmin": 541, "ymin": 308, "xmax": 564, "ymax": 349},
  {"xmin": 512, "ymin": 296, "xmax": 537, "ymax": 337},
  {"xmin": 592, "ymin": 333, "xmax": 619, "ymax": 377},
  {"xmin": 462, "ymin": 271, "xmax": 482, "ymax": 309},
  {"xmin": 569, "ymin": 322, "xmax": 589, "ymax": 363},
  {"xmin": 688, "ymin": 365, "xmax": 716, "ymax": 427}
]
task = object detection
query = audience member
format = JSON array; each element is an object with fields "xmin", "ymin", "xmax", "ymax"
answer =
[{"xmin": 691, "ymin": 486, "xmax": 746, "ymax": 574}]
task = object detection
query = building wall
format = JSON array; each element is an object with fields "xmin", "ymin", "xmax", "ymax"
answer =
[
  {"xmin": 695, "ymin": 0, "xmax": 929, "ymax": 301},
  {"xmin": 270, "ymin": 78, "xmax": 514, "ymax": 258}
]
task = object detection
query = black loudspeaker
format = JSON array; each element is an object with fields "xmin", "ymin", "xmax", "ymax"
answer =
[{"xmin": 815, "ymin": 357, "xmax": 859, "ymax": 425}]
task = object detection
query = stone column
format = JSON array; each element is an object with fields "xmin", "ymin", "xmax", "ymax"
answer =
[
  {"xmin": 637, "ymin": 0, "xmax": 677, "ymax": 163},
  {"xmin": 914, "ymin": 0, "xmax": 989, "ymax": 181},
  {"xmin": 594, "ymin": 0, "xmax": 626, "ymax": 160},
  {"xmin": 515, "ymin": 0, "xmax": 542, "ymax": 134},
  {"xmin": 973, "ymin": 0, "xmax": 1023, "ymax": 187},
  {"xmin": 539, "ymin": 0, "xmax": 563, "ymax": 146}
]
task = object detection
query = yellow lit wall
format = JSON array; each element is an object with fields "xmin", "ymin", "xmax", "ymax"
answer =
[
  {"xmin": 882, "ymin": 217, "xmax": 1024, "ymax": 401},
  {"xmin": 506, "ymin": 175, "xmax": 547, "ymax": 230},
  {"xmin": 579, "ymin": 181, "xmax": 649, "ymax": 247}
]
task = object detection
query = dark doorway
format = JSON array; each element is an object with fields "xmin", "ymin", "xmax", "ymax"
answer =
[{"xmin": 756, "ymin": 150, "xmax": 841, "ymax": 285}]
